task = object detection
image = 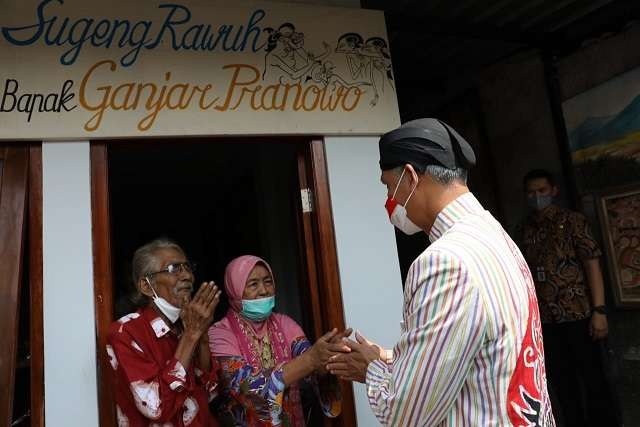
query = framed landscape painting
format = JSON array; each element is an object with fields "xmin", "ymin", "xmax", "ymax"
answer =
[
  {"xmin": 562, "ymin": 67, "xmax": 640, "ymax": 193},
  {"xmin": 597, "ymin": 186, "xmax": 640, "ymax": 307}
]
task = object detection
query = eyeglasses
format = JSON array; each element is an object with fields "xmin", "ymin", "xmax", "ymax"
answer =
[{"xmin": 146, "ymin": 262, "xmax": 196, "ymax": 278}]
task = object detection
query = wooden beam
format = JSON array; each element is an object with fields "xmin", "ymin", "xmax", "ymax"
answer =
[
  {"xmin": 29, "ymin": 145, "xmax": 45, "ymax": 427},
  {"xmin": 0, "ymin": 146, "xmax": 28, "ymax": 426},
  {"xmin": 90, "ymin": 143, "xmax": 117, "ymax": 427},
  {"xmin": 308, "ymin": 139, "xmax": 358, "ymax": 427}
]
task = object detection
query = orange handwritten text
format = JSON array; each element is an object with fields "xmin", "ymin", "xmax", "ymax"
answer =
[
  {"xmin": 79, "ymin": 60, "xmax": 218, "ymax": 131},
  {"xmin": 215, "ymin": 64, "xmax": 363, "ymax": 112},
  {"xmin": 78, "ymin": 61, "xmax": 364, "ymax": 132}
]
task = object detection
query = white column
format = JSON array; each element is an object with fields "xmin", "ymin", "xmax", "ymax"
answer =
[
  {"xmin": 42, "ymin": 142, "xmax": 99, "ymax": 426},
  {"xmin": 324, "ymin": 136, "xmax": 404, "ymax": 426}
]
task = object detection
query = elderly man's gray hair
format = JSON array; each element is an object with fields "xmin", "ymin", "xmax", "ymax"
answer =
[
  {"xmin": 132, "ymin": 238, "xmax": 185, "ymax": 285},
  {"xmin": 129, "ymin": 238, "xmax": 185, "ymax": 307},
  {"xmin": 393, "ymin": 165, "xmax": 468, "ymax": 185}
]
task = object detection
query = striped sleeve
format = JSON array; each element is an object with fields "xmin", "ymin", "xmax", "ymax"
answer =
[{"xmin": 365, "ymin": 249, "xmax": 487, "ymax": 426}]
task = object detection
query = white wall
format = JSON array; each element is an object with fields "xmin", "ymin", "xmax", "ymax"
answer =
[
  {"xmin": 42, "ymin": 142, "xmax": 99, "ymax": 426},
  {"xmin": 324, "ymin": 137, "xmax": 404, "ymax": 426}
]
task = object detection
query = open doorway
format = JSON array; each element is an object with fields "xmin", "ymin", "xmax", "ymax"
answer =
[
  {"xmin": 108, "ymin": 141, "xmax": 308, "ymax": 330},
  {"xmin": 91, "ymin": 138, "xmax": 356, "ymax": 426}
]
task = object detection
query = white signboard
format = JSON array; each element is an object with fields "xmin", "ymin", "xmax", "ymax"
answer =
[{"xmin": 0, "ymin": 0, "xmax": 400, "ymax": 139}]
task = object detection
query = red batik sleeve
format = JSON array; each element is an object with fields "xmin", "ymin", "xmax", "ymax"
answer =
[
  {"xmin": 108, "ymin": 327, "xmax": 195, "ymax": 423},
  {"xmin": 195, "ymin": 356, "xmax": 220, "ymax": 402}
]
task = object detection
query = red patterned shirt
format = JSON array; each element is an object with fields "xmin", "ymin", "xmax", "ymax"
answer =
[{"xmin": 106, "ymin": 306, "xmax": 219, "ymax": 426}]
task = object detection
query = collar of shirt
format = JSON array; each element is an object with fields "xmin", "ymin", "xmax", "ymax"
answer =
[
  {"xmin": 141, "ymin": 305, "xmax": 173, "ymax": 338},
  {"xmin": 530, "ymin": 203, "xmax": 560, "ymax": 224},
  {"xmin": 429, "ymin": 192, "xmax": 484, "ymax": 243}
]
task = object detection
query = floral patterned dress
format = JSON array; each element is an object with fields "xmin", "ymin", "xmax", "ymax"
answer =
[{"xmin": 209, "ymin": 312, "xmax": 341, "ymax": 426}]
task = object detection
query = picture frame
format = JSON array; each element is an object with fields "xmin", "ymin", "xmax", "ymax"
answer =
[
  {"xmin": 561, "ymin": 66, "xmax": 640, "ymax": 195},
  {"xmin": 597, "ymin": 186, "xmax": 640, "ymax": 308}
]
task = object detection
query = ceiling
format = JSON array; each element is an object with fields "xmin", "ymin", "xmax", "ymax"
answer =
[{"xmin": 362, "ymin": 0, "xmax": 640, "ymax": 91}]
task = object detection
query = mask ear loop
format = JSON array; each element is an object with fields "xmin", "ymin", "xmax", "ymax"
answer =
[
  {"xmin": 391, "ymin": 167, "xmax": 407, "ymax": 200},
  {"xmin": 392, "ymin": 166, "xmax": 418, "ymax": 207},
  {"xmin": 145, "ymin": 276, "xmax": 160, "ymax": 300},
  {"xmin": 404, "ymin": 172, "xmax": 418, "ymax": 207}
]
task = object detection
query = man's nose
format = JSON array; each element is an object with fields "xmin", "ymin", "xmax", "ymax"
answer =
[{"xmin": 178, "ymin": 268, "xmax": 193, "ymax": 281}]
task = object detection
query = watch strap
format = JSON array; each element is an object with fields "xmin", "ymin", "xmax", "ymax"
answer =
[{"xmin": 592, "ymin": 305, "xmax": 607, "ymax": 315}]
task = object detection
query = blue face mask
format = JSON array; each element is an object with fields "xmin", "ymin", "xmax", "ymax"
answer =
[{"xmin": 241, "ymin": 296, "xmax": 275, "ymax": 321}]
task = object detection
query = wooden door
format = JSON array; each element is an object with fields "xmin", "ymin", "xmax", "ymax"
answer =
[
  {"xmin": 295, "ymin": 140, "xmax": 358, "ymax": 427},
  {"xmin": 28, "ymin": 146, "xmax": 45, "ymax": 427},
  {"xmin": 90, "ymin": 143, "xmax": 117, "ymax": 427},
  {"xmin": 0, "ymin": 145, "xmax": 29, "ymax": 427},
  {"xmin": 92, "ymin": 139, "xmax": 357, "ymax": 426}
]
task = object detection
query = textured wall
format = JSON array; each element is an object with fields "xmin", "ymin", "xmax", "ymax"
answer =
[
  {"xmin": 477, "ymin": 51, "xmax": 568, "ymax": 233},
  {"xmin": 557, "ymin": 24, "xmax": 640, "ymax": 425}
]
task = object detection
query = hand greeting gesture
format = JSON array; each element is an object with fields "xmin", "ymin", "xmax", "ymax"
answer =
[{"xmin": 180, "ymin": 281, "xmax": 221, "ymax": 340}]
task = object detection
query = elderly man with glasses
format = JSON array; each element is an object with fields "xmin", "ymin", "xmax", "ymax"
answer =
[{"xmin": 106, "ymin": 238, "xmax": 221, "ymax": 426}]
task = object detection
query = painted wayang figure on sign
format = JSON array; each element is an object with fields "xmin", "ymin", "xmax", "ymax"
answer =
[
  {"xmin": 361, "ymin": 37, "xmax": 395, "ymax": 105},
  {"xmin": 262, "ymin": 24, "xmax": 394, "ymax": 106},
  {"xmin": 262, "ymin": 23, "xmax": 330, "ymax": 84},
  {"xmin": 308, "ymin": 61, "xmax": 370, "ymax": 90},
  {"xmin": 335, "ymin": 32, "xmax": 395, "ymax": 106},
  {"xmin": 335, "ymin": 33, "xmax": 367, "ymax": 80}
]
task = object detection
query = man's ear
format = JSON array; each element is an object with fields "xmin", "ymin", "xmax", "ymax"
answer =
[
  {"xmin": 405, "ymin": 164, "xmax": 419, "ymax": 187},
  {"xmin": 551, "ymin": 186, "xmax": 559, "ymax": 197},
  {"xmin": 139, "ymin": 277, "xmax": 154, "ymax": 298}
]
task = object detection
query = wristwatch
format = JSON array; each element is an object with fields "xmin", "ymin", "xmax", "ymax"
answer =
[{"xmin": 592, "ymin": 305, "xmax": 607, "ymax": 315}]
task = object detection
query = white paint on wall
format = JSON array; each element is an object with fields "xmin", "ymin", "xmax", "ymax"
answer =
[
  {"xmin": 324, "ymin": 136, "xmax": 405, "ymax": 426},
  {"xmin": 42, "ymin": 142, "xmax": 99, "ymax": 427}
]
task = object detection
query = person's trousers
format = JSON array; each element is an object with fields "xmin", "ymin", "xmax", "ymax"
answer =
[{"xmin": 542, "ymin": 319, "xmax": 620, "ymax": 427}]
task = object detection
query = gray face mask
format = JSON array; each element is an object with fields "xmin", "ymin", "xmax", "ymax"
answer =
[{"xmin": 527, "ymin": 194, "xmax": 553, "ymax": 211}]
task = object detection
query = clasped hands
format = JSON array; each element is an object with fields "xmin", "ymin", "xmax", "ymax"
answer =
[{"xmin": 309, "ymin": 329, "xmax": 387, "ymax": 383}]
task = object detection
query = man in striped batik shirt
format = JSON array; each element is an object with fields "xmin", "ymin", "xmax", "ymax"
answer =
[{"xmin": 328, "ymin": 118, "xmax": 555, "ymax": 426}]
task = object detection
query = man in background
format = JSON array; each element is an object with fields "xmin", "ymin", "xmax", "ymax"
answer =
[{"xmin": 519, "ymin": 169, "xmax": 619, "ymax": 427}]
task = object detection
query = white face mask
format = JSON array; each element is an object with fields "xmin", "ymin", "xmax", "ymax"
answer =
[
  {"xmin": 385, "ymin": 168, "xmax": 422, "ymax": 235},
  {"xmin": 147, "ymin": 278, "xmax": 182, "ymax": 323}
]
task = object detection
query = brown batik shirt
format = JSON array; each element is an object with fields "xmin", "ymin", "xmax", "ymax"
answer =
[{"xmin": 519, "ymin": 204, "xmax": 601, "ymax": 324}]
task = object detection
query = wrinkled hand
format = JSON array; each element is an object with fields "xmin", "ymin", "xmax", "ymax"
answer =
[
  {"xmin": 326, "ymin": 332, "xmax": 382, "ymax": 383},
  {"xmin": 181, "ymin": 281, "xmax": 221, "ymax": 340},
  {"xmin": 329, "ymin": 327, "xmax": 353, "ymax": 346},
  {"xmin": 590, "ymin": 313, "xmax": 608, "ymax": 340},
  {"xmin": 316, "ymin": 328, "xmax": 353, "ymax": 375},
  {"xmin": 354, "ymin": 332, "xmax": 390, "ymax": 362},
  {"xmin": 309, "ymin": 328, "xmax": 352, "ymax": 373}
]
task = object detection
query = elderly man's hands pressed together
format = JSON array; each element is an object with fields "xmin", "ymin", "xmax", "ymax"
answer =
[{"xmin": 326, "ymin": 332, "xmax": 388, "ymax": 383}]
